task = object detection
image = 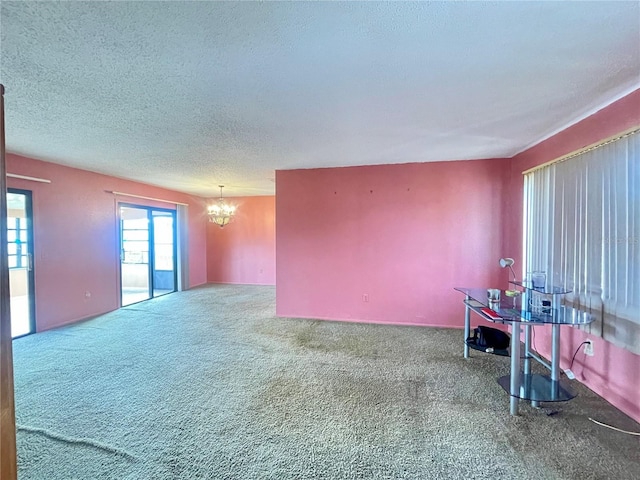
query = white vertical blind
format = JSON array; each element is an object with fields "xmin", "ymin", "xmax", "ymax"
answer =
[{"xmin": 524, "ymin": 130, "xmax": 640, "ymax": 354}]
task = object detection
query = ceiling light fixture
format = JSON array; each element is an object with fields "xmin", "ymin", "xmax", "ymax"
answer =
[{"xmin": 208, "ymin": 185, "xmax": 236, "ymax": 228}]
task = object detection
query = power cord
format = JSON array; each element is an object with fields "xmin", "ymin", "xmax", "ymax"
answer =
[
  {"xmin": 530, "ymin": 331, "xmax": 586, "ymax": 378},
  {"xmin": 569, "ymin": 341, "xmax": 590, "ymax": 370},
  {"xmin": 534, "ymin": 340, "xmax": 639, "ymax": 434},
  {"xmin": 589, "ymin": 417, "xmax": 640, "ymax": 436}
]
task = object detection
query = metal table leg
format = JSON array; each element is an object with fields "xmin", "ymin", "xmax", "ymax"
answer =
[
  {"xmin": 524, "ymin": 324, "xmax": 539, "ymax": 407},
  {"xmin": 464, "ymin": 295, "xmax": 471, "ymax": 358},
  {"xmin": 509, "ymin": 320, "xmax": 522, "ymax": 415},
  {"xmin": 550, "ymin": 323, "xmax": 561, "ymax": 400},
  {"xmin": 524, "ymin": 324, "xmax": 531, "ymax": 375}
]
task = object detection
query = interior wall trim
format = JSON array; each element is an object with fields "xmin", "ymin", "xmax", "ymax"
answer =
[
  {"xmin": 107, "ymin": 190, "xmax": 188, "ymax": 206},
  {"xmin": 6, "ymin": 173, "xmax": 51, "ymax": 183}
]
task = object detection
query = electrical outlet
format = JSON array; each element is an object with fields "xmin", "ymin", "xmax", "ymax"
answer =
[
  {"xmin": 362, "ymin": 294, "xmax": 369, "ymax": 303},
  {"xmin": 584, "ymin": 340, "xmax": 594, "ymax": 356}
]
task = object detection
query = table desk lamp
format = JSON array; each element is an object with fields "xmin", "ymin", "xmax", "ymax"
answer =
[{"xmin": 499, "ymin": 257, "xmax": 520, "ymax": 296}]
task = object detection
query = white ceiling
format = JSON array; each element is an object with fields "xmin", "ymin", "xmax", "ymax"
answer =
[{"xmin": 1, "ymin": 1, "xmax": 639, "ymax": 197}]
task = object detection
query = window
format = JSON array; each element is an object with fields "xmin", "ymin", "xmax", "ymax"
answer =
[
  {"xmin": 7, "ymin": 217, "xmax": 28, "ymax": 269},
  {"xmin": 523, "ymin": 129, "xmax": 639, "ymax": 354},
  {"xmin": 122, "ymin": 218, "xmax": 150, "ymax": 265}
]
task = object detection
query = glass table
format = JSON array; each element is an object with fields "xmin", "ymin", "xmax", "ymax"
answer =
[{"xmin": 454, "ymin": 286, "xmax": 593, "ymax": 415}]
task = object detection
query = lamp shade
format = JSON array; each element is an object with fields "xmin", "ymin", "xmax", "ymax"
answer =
[
  {"xmin": 499, "ymin": 257, "xmax": 514, "ymax": 268},
  {"xmin": 499, "ymin": 257, "xmax": 517, "ymax": 285}
]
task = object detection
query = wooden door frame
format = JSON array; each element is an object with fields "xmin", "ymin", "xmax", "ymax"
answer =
[{"xmin": 0, "ymin": 84, "xmax": 18, "ymax": 478}]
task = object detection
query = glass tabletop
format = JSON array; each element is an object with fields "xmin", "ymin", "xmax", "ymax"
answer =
[
  {"xmin": 509, "ymin": 280, "xmax": 573, "ymax": 295},
  {"xmin": 454, "ymin": 287, "xmax": 594, "ymax": 325}
]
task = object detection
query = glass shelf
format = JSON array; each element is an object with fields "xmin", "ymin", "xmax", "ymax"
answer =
[
  {"xmin": 455, "ymin": 288, "xmax": 593, "ymax": 325},
  {"xmin": 509, "ymin": 280, "xmax": 572, "ymax": 295},
  {"xmin": 465, "ymin": 339, "xmax": 533, "ymax": 359},
  {"xmin": 465, "ymin": 339, "xmax": 510, "ymax": 357},
  {"xmin": 497, "ymin": 374, "xmax": 576, "ymax": 402}
]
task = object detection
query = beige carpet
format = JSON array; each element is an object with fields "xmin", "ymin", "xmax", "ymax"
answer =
[{"xmin": 12, "ymin": 284, "xmax": 640, "ymax": 479}]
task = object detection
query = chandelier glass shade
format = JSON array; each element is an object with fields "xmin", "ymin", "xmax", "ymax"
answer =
[{"xmin": 208, "ymin": 185, "xmax": 236, "ymax": 227}]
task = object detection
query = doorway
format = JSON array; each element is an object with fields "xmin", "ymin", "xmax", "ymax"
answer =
[
  {"xmin": 120, "ymin": 205, "xmax": 177, "ymax": 306},
  {"xmin": 7, "ymin": 189, "xmax": 35, "ymax": 338}
]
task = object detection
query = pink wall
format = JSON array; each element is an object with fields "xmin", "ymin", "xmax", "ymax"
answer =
[
  {"xmin": 207, "ymin": 196, "xmax": 275, "ymax": 285},
  {"xmin": 276, "ymin": 159, "xmax": 509, "ymax": 326},
  {"xmin": 504, "ymin": 89, "xmax": 640, "ymax": 422},
  {"xmin": 6, "ymin": 154, "xmax": 208, "ymax": 332}
]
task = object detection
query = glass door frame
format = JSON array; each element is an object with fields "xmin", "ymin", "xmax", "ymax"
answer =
[
  {"xmin": 118, "ymin": 203, "xmax": 177, "ymax": 306},
  {"xmin": 7, "ymin": 188, "xmax": 36, "ymax": 337}
]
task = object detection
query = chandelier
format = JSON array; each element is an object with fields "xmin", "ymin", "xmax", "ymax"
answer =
[{"xmin": 208, "ymin": 185, "xmax": 236, "ymax": 227}]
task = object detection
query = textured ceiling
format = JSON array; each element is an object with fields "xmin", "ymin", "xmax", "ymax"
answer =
[{"xmin": 1, "ymin": 1, "xmax": 639, "ymax": 197}]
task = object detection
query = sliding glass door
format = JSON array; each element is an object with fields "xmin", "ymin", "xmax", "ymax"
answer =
[
  {"xmin": 151, "ymin": 210, "xmax": 176, "ymax": 298},
  {"xmin": 120, "ymin": 205, "xmax": 176, "ymax": 306},
  {"xmin": 7, "ymin": 189, "xmax": 35, "ymax": 337}
]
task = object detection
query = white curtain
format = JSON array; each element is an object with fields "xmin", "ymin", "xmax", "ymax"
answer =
[{"xmin": 524, "ymin": 130, "xmax": 640, "ymax": 354}]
